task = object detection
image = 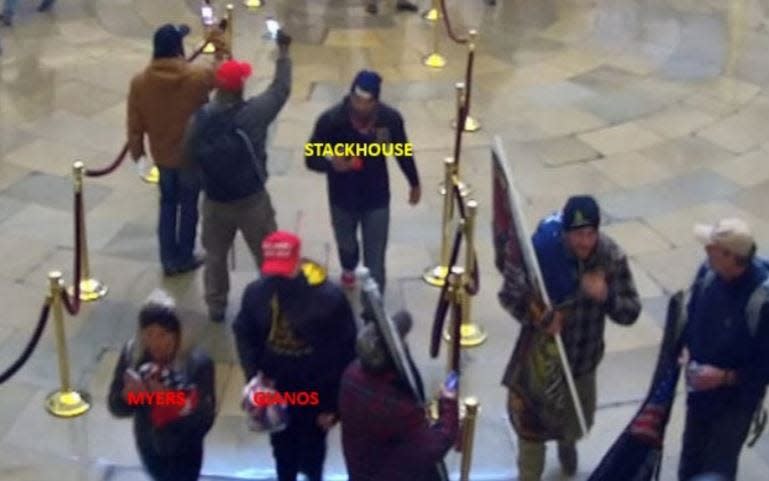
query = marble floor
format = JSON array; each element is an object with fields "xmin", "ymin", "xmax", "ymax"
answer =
[{"xmin": 1, "ymin": 0, "xmax": 769, "ymax": 480}]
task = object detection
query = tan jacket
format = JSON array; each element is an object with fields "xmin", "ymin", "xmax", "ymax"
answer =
[{"xmin": 127, "ymin": 58, "xmax": 215, "ymax": 169}]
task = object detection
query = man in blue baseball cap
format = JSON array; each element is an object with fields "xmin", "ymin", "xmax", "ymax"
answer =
[
  {"xmin": 127, "ymin": 23, "xmax": 228, "ymax": 277},
  {"xmin": 305, "ymin": 69, "xmax": 421, "ymax": 294}
]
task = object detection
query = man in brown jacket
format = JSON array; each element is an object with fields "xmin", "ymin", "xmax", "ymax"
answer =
[{"xmin": 127, "ymin": 24, "xmax": 226, "ymax": 276}]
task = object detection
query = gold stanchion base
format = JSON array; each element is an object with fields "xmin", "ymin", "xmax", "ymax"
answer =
[
  {"xmin": 422, "ymin": 52, "xmax": 447, "ymax": 69},
  {"xmin": 428, "ymin": 397, "xmax": 468, "ymax": 421},
  {"xmin": 422, "ymin": 8, "xmax": 440, "ymax": 22},
  {"xmin": 68, "ymin": 278, "xmax": 108, "ymax": 302},
  {"xmin": 444, "ymin": 322, "xmax": 488, "ymax": 347},
  {"xmin": 244, "ymin": 0, "xmax": 262, "ymax": 8},
  {"xmin": 438, "ymin": 180, "xmax": 472, "ymax": 197},
  {"xmin": 142, "ymin": 166, "xmax": 159, "ymax": 184},
  {"xmin": 202, "ymin": 42, "xmax": 216, "ymax": 54},
  {"xmin": 451, "ymin": 115, "xmax": 482, "ymax": 132},
  {"xmin": 423, "ymin": 264, "xmax": 449, "ymax": 287},
  {"xmin": 45, "ymin": 390, "xmax": 91, "ymax": 418}
]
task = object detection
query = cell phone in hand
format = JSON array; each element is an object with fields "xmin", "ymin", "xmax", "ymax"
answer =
[
  {"xmin": 266, "ymin": 18, "xmax": 280, "ymax": 40},
  {"xmin": 201, "ymin": 4, "xmax": 215, "ymax": 26},
  {"xmin": 444, "ymin": 371, "xmax": 459, "ymax": 392}
]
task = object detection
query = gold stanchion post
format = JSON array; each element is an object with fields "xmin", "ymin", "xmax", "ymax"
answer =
[
  {"xmin": 422, "ymin": 0, "xmax": 440, "ymax": 22},
  {"xmin": 453, "ymin": 30, "xmax": 482, "ymax": 133},
  {"xmin": 445, "ymin": 267, "xmax": 464, "ymax": 375},
  {"xmin": 226, "ymin": 4, "xmax": 234, "ymax": 51},
  {"xmin": 440, "ymin": 82, "xmax": 471, "ymax": 197},
  {"xmin": 202, "ymin": 0, "xmax": 217, "ymax": 54},
  {"xmin": 429, "ymin": 267, "xmax": 464, "ymax": 422},
  {"xmin": 45, "ymin": 271, "xmax": 91, "ymax": 417},
  {"xmin": 70, "ymin": 162, "xmax": 108, "ymax": 302},
  {"xmin": 458, "ymin": 199, "xmax": 486, "ymax": 346},
  {"xmin": 423, "ymin": 158, "xmax": 455, "ymax": 287},
  {"xmin": 459, "ymin": 397, "xmax": 480, "ymax": 481},
  {"xmin": 422, "ymin": 2, "xmax": 446, "ymax": 69},
  {"xmin": 244, "ymin": 0, "xmax": 262, "ymax": 9}
]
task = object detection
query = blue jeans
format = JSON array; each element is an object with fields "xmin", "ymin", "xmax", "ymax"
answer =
[
  {"xmin": 2, "ymin": 0, "xmax": 54, "ymax": 17},
  {"xmin": 678, "ymin": 401, "xmax": 758, "ymax": 480},
  {"xmin": 157, "ymin": 166, "xmax": 200, "ymax": 271},
  {"xmin": 330, "ymin": 205, "xmax": 389, "ymax": 292}
]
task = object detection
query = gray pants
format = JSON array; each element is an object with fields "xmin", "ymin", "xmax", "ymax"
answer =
[
  {"xmin": 202, "ymin": 191, "xmax": 277, "ymax": 317},
  {"xmin": 514, "ymin": 370, "xmax": 597, "ymax": 481},
  {"xmin": 330, "ymin": 205, "xmax": 389, "ymax": 291}
]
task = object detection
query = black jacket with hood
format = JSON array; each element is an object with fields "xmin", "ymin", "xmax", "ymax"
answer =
[
  {"xmin": 232, "ymin": 272, "xmax": 358, "ymax": 415},
  {"xmin": 107, "ymin": 340, "xmax": 216, "ymax": 457}
]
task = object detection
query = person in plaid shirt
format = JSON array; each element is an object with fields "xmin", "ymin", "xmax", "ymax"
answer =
[
  {"xmin": 498, "ymin": 195, "xmax": 641, "ymax": 481},
  {"xmin": 339, "ymin": 310, "xmax": 458, "ymax": 481}
]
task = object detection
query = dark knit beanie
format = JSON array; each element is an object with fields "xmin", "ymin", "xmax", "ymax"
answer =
[
  {"xmin": 153, "ymin": 24, "xmax": 190, "ymax": 59},
  {"xmin": 350, "ymin": 70, "xmax": 382, "ymax": 100},
  {"xmin": 139, "ymin": 292, "xmax": 180, "ymax": 334},
  {"xmin": 562, "ymin": 195, "xmax": 601, "ymax": 231}
]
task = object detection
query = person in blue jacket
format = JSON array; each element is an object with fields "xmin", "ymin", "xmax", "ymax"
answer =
[{"xmin": 679, "ymin": 217, "xmax": 769, "ymax": 481}]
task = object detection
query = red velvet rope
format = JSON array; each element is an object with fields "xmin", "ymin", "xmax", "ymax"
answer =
[
  {"xmin": 464, "ymin": 48, "xmax": 475, "ymax": 117},
  {"xmin": 0, "ymin": 300, "xmax": 52, "ymax": 384},
  {"xmin": 84, "ymin": 144, "xmax": 128, "ymax": 178},
  {"xmin": 438, "ymin": 0, "xmax": 469, "ymax": 44},
  {"xmin": 60, "ymin": 189, "xmax": 83, "ymax": 315}
]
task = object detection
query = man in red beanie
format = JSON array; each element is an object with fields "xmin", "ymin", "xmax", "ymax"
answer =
[
  {"xmin": 184, "ymin": 30, "xmax": 292, "ymax": 323},
  {"xmin": 233, "ymin": 231, "xmax": 357, "ymax": 481},
  {"xmin": 127, "ymin": 23, "xmax": 228, "ymax": 277}
]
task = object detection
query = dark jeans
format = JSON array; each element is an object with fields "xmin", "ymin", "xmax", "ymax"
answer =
[
  {"xmin": 157, "ymin": 166, "xmax": 201, "ymax": 271},
  {"xmin": 678, "ymin": 401, "xmax": 758, "ymax": 480},
  {"xmin": 270, "ymin": 409, "xmax": 327, "ymax": 481},
  {"xmin": 138, "ymin": 441, "xmax": 203, "ymax": 481},
  {"xmin": 330, "ymin": 204, "xmax": 389, "ymax": 291}
]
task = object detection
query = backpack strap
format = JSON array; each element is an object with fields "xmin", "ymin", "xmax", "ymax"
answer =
[
  {"xmin": 746, "ymin": 278, "xmax": 769, "ymax": 337},
  {"xmin": 235, "ymin": 128, "xmax": 267, "ymax": 186}
]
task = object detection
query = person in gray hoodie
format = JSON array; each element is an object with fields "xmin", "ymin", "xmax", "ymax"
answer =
[{"xmin": 183, "ymin": 30, "xmax": 292, "ymax": 323}]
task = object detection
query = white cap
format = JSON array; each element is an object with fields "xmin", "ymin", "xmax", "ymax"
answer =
[{"xmin": 694, "ymin": 218, "xmax": 755, "ymax": 257}]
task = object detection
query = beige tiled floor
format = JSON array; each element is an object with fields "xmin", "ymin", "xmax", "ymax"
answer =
[{"xmin": 1, "ymin": 0, "xmax": 769, "ymax": 480}]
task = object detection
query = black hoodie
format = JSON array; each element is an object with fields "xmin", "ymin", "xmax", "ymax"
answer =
[
  {"xmin": 107, "ymin": 343, "xmax": 216, "ymax": 457},
  {"xmin": 305, "ymin": 97, "xmax": 420, "ymax": 211},
  {"xmin": 233, "ymin": 273, "xmax": 358, "ymax": 414}
]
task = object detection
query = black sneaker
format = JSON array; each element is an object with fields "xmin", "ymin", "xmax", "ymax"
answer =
[
  {"xmin": 558, "ymin": 442, "xmax": 578, "ymax": 476},
  {"xmin": 366, "ymin": 3, "xmax": 378, "ymax": 15},
  {"xmin": 0, "ymin": 15, "xmax": 12, "ymax": 27},
  {"xmin": 396, "ymin": 1, "xmax": 418, "ymax": 12}
]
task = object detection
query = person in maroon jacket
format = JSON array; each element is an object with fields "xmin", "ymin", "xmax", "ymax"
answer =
[{"xmin": 338, "ymin": 310, "xmax": 459, "ymax": 481}]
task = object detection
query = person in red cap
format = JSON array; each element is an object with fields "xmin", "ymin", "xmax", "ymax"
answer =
[
  {"xmin": 233, "ymin": 231, "xmax": 357, "ymax": 481},
  {"xmin": 127, "ymin": 23, "xmax": 228, "ymax": 277},
  {"xmin": 183, "ymin": 30, "xmax": 292, "ymax": 323}
]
